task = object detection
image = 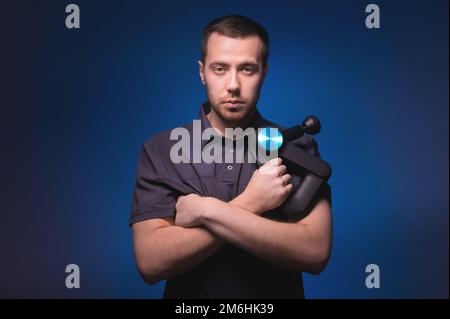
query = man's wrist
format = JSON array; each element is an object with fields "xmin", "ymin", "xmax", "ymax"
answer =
[
  {"xmin": 230, "ymin": 191, "xmax": 262, "ymax": 215},
  {"xmin": 197, "ymin": 196, "xmax": 218, "ymax": 224}
]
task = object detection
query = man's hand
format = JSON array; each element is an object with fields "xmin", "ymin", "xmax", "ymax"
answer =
[
  {"xmin": 236, "ymin": 157, "xmax": 293, "ymax": 215},
  {"xmin": 175, "ymin": 158, "xmax": 292, "ymax": 226},
  {"xmin": 175, "ymin": 194, "xmax": 215, "ymax": 228}
]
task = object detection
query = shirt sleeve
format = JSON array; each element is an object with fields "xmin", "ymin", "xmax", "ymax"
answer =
[{"xmin": 129, "ymin": 140, "xmax": 178, "ymax": 226}]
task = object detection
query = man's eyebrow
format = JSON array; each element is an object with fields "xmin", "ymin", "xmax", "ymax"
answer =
[
  {"xmin": 238, "ymin": 62, "xmax": 259, "ymax": 69},
  {"xmin": 209, "ymin": 61, "xmax": 229, "ymax": 66},
  {"xmin": 238, "ymin": 61, "xmax": 259, "ymax": 66},
  {"xmin": 208, "ymin": 61, "xmax": 259, "ymax": 67}
]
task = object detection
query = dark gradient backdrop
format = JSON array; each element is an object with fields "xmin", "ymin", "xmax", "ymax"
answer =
[{"xmin": 1, "ymin": 0, "xmax": 448, "ymax": 298}]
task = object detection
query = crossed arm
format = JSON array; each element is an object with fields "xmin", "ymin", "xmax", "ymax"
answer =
[{"xmin": 132, "ymin": 158, "xmax": 332, "ymax": 284}]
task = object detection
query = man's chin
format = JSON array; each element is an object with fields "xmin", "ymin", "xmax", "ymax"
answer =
[{"xmin": 219, "ymin": 110, "xmax": 251, "ymax": 127}]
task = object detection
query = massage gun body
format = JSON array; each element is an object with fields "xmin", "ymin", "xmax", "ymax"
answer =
[{"xmin": 259, "ymin": 116, "xmax": 332, "ymax": 220}]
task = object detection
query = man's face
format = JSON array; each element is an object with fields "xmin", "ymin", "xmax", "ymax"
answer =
[{"xmin": 199, "ymin": 33, "xmax": 268, "ymax": 128}]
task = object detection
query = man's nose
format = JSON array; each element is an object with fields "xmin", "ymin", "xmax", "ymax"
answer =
[{"xmin": 227, "ymin": 71, "xmax": 240, "ymax": 95}]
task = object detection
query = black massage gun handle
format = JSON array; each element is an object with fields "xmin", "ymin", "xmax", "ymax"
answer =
[
  {"xmin": 277, "ymin": 142, "xmax": 332, "ymax": 219},
  {"xmin": 279, "ymin": 173, "xmax": 324, "ymax": 219}
]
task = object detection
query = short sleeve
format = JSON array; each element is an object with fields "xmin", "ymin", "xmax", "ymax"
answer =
[{"xmin": 129, "ymin": 141, "xmax": 178, "ymax": 226}]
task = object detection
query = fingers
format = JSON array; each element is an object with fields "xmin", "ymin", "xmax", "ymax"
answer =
[
  {"xmin": 277, "ymin": 165, "xmax": 287, "ymax": 176},
  {"xmin": 281, "ymin": 174, "xmax": 291, "ymax": 185},
  {"xmin": 285, "ymin": 183, "xmax": 293, "ymax": 193},
  {"xmin": 260, "ymin": 158, "xmax": 283, "ymax": 175},
  {"xmin": 270, "ymin": 157, "xmax": 282, "ymax": 166},
  {"xmin": 262, "ymin": 157, "xmax": 282, "ymax": 168}
]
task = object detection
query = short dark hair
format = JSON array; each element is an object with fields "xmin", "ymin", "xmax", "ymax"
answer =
[{"xmin": 200, "ymin": 15, "xmax": 270, "ymax": 66}]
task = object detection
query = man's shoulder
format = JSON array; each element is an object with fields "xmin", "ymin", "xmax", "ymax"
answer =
[
  {"xmin": 142, "ymin": 123, "xmax": 192, "ymax": 157},
  {"xmin": 257, "ymin": 116, "xmax": 281, "ymax": 130}
]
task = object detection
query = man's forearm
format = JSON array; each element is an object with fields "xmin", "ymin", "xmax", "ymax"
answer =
[
  {"xmin": 199, "ymin": 197, "xmax": 331, "ymax": 273},
  {"xmin": 145, "ymin": 224, "xmax": 224, "ymax": 282},
  {"xmin": 141, "ymin": 197, "xmax": 251, "ymax": 282}
]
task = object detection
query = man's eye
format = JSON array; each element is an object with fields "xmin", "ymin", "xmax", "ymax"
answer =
[
  {"xmin": 213, "ymin": 67, "xmax": 225, "ymax": 74},
  {"xmin": 242, "ymin": 67, "xmax": 255, "ymax": 74}
]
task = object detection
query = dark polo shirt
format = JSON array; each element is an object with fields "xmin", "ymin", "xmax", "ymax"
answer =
[{"xmin": 130, "ymin": 102, "xmax": 331, "ymax": 298}]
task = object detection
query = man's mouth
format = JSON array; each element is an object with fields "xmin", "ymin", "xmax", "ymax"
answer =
[{"xmin": 223, "ymin": 100, "xmax": 245, "ymax": 108}]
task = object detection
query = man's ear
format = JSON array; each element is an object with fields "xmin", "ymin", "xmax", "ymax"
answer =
[{"xmin": 198, "ymin": 61, "xmax": 206, "ymax": 85}]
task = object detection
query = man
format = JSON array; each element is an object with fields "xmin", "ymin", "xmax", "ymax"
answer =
[{"xmin": 130, "ymin": 15, "xmax": 332, "ymax": 298}]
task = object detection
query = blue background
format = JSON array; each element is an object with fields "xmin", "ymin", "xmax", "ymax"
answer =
[{"xmin": 1, "ymin": 0, "xmax": 448, "ymax": 298}]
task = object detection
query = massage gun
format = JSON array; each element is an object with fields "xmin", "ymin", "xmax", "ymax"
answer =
[{"xmin": 257, "ymin": 116, "xmax": 332, "ymax": 220}]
